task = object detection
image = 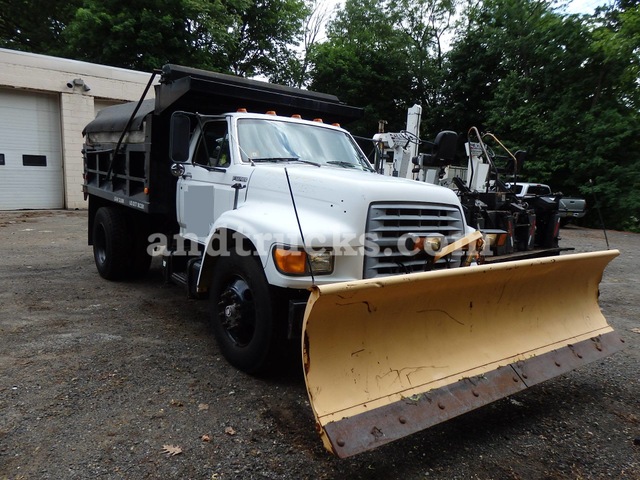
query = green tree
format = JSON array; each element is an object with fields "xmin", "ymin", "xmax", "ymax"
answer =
[
  {"xmin": 387, "ymin": 0, "xmax": 458, "ymax": 132},
  {"xmin": 220, "ymin": 0, "xmax": 309, "ymax": 77},
  {"xmin": 270, "ymin": 0, "xmax": 336, "ymax": 88},
  {"xmin": 0, "ymin": 0, "xmax": 82, "ymax": 55},
  {"xmin": 577, "ymin": 2, "xmax": 640, "ymax": 230},
  {"xmin": 1, "ymin": 0, "xmax": 308, "ymax": 78},
  {"xmin": 444, "ymin": 0, "xmax": 640, "ymax": 230},
  {"xmin": 309, "ymin": 0, "xmax": 457, "ymax": 135},
  {"xmin": 309, "ymin": 0, "xmax": 413, "ymax": 134},
  {"xmin": 59, "ymin": 0, "xmax": 226, "ymax": 71}
]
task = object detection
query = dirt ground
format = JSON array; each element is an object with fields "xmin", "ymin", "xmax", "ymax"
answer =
[{"xmin": 0, "ymin": 209, "xmax": 638, "ymax": 480}]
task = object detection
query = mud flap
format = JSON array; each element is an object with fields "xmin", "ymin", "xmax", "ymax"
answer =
[{"xmin": 302, "ymin": 250, "xmax": 624, "ymax": 458}]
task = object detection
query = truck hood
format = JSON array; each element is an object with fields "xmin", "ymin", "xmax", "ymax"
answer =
[
  {"xmin": 282, "ymin": 165, "xmax": 460, "ymax": 207},
  {"xmin": 235, "ymin": 164, "xmax": 465, "ymax": 246}
]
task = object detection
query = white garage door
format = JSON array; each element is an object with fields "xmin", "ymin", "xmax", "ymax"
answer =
[{"xmin": 0, "ymin": 89, "xmax": 63, "ymax": 210}]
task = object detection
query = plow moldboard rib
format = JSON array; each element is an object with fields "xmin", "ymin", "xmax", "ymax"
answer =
[{"xmin": 301, "ymin": 250, "xmax": 624, "ymax": 457}]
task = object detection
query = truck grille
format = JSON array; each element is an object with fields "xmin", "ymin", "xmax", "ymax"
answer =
[{"xmin": 364, "ymin": 202, "xmax": 465, "ymax": 278}]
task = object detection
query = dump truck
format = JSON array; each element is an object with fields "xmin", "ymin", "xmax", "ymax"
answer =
[{"xmin": 82, "ymin": 65, "xmax": 624, "ymax": 458}]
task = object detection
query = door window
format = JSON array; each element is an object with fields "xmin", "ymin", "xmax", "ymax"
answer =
[{"xmin": 194, "ymin": 120, "xmax": 231, "ymax": 168}]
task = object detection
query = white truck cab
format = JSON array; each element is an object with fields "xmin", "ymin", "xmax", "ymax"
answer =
[{"xmin": 172, "ymin": 112, "xmax": 470, "ymax": 291}]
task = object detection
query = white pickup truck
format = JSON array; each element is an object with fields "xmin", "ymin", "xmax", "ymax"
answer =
[{"xmin": 508, "ymin": 182, "xmax": 587, "ymax": 221}]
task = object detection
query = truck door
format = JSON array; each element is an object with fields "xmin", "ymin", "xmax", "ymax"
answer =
[{"xmin": 177, "ymin": 118, "xmax": 237, "ymax": 243}]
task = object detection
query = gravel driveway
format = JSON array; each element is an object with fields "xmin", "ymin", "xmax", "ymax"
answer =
[{"xmin": 1, "ymin": 210, "xmax": 638, "ymax": 479}]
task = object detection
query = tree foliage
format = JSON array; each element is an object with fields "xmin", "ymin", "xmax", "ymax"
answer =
[
  {"xmin": 58, "ymin": 0, "xmax": 215, "ymax": 71},
  {"xmin": 388, "ymin": 0, "xmax": 458, "ymax": 128},
  {"xmin": 309, "ymin": 0, "xmax": 457, "ymax": 135},
  {"xmin": 221, "ymin": 0, "xmax": 309, "ymax": 77},
  {"xmin": 270, "ymin": 0, "xmax": 337, "ymax": 87},
  {"xmin": 0, "ymin": 0, "xmax": 83, "ymax": 56},
  {"xmin": 309, "ymin": 0, "xmax": 415, "ymax": 134},
  {"xmin": 443, "ymin": 0, "xmax": 640, "ymax": 229},
  {"xmin": 0, "ymin": 0, "xmax": 308, "ymax": 77}
]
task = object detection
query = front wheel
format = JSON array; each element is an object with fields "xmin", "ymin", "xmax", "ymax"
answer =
[{"xmin": 209, "ymin": 252, "xmax": 277, "ymax": 374}]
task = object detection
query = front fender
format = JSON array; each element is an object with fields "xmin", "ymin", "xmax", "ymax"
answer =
[{"xmin": 196, "ymin": 199, "xmax": 366, "ymax": 291}]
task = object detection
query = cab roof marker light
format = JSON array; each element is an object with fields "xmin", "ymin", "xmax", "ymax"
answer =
[
  {"xmin": 292, "ymin": 114, "xmax": 302, "ymax": 119},
  {"xmin": 266, "ymin": 110, "xmax": 277, "ymax": 115},
  {"xmin": 313, "ymin": 118, "xmax": 323, "ymax": 123},
  {"xmin": 237, "ymin": 108, "xmax": 247, "ymax": 113}
]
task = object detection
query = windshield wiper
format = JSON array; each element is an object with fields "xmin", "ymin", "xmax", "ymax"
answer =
[
  {"xmin": 252, "ymin": 157, "xmax": 321, "ymax": 167},
  {"xmin": 327, "ymin": 160, "xmax": 360, "ymax": 169}
]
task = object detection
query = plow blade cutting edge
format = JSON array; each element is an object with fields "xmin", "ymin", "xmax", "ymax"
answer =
[{"xmin": 302, "ymin": 250, "xmax": 624, "ymax": 458}]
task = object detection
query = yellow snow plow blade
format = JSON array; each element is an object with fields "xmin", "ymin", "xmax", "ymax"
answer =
[{"xmin": 302, "ymin": 250, "xmax": 624, "ymax": 458}]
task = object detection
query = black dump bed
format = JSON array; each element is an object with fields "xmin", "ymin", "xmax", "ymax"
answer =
[
  {"xmin": 154, "ymin": 64, "xmax": 363, "ymax": 123},
  {"xmin": 82, "ymin": 65, "xmax": 363, "ymax": 215},
  {"xmin": 84, "ymin": 99, "xmax": 155, "ymax": 136},
  {"xmin": 84, "ymin": 64, "xmax": 363, "ymax": 136}
]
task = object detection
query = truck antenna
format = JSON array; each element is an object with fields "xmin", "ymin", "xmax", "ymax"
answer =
[{"xmin": 284, "ymin": 168, "xmax": 316, "ymax": 285}]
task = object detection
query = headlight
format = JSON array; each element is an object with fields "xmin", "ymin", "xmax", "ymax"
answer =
[{"xmin": 272, "ymin": 245, "xmax": 334, "ymax": 276}]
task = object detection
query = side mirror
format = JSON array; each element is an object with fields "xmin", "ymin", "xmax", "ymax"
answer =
[{"xmin": 170, "ymin": 112, "xmax": 191, "ymax": 163}]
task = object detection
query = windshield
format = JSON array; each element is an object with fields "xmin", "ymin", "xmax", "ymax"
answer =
[{"xmin": 236, "ymin": 118, "xmax": 373, "ymax": 170}]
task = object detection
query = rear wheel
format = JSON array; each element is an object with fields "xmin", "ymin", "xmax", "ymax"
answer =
[
  {"xmin": 209, "ymin": 252, "xmax": 276, "ymax": 374},
  {"xmin": 93, "ymin": 207, "xmax": 132, "ymax": 280}
]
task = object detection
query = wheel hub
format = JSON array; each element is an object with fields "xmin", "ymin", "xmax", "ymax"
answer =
[
  {"xmin": 218, "ymin": 278, "xmax": 255, "ymax": 347},
  {"xmin": 224, "ymin": 304, "xmax": 238, "ymax": 320}
]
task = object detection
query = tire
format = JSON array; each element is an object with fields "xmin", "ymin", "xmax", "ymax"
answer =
[
  {"xmin": 209, "ymin": 252, "xmax": 277, "ymax": 374},
  {"xmin": 92, "ymin": 207, "xmax": 132, "ymax": 280}
]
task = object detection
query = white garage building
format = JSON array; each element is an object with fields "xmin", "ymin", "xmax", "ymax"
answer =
[{"xmin": 0, "ymin": 48, "xmax": 155, "ymax": 210}]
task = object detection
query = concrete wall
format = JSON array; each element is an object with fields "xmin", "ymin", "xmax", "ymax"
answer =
[{"xmin": 0, "ymin": 48, "xmax": 156, "ymax": 209}]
